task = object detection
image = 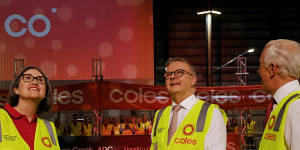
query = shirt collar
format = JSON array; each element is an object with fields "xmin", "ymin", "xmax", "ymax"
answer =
[
  {"xmin": 4, "ymin": 103, "xmax": 38, "ymax": 122},
  {"xmin": 273, "ymin": 80, "xmax": 300, "ymax": 104},
  {"xmin": 172, "ymin": 94, "xmax": 198, "ymax": 110}
]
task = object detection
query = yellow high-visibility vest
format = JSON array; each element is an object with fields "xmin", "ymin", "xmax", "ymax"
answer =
[
  {"xmin": 101, "ymin": 124, "xmax": 113, "ymax": 136},
  {"xmin": 83, "ymin": 123, "xmax": 92, "ymax": 136},
  {"xmin": 134, "ymin": 123, "xmax": 146, "ymax": 135},
  {"xmin": 259, "ymin": 91, "xmax": 300, "ymax": 150},
  {"xmin": 0, "ymin": 109, "xmax": 60, "ymax": 150},
  {"xmin": 56, "ymin": 124, "xmax": 65, "ymax": 136},
  {"xmin": 246, "ymin": 120, "xmax": 256, "ymax": 137},
  {"xmin": 112, "ymin": 124, "xmax": 121, "ymax": 135},
  {"xmin": 69, "ymin": 121, "xmax": 82, "ymax": 136},
  {"xmin": 151, "ymin": 100, "xmax": 227, "ymax": 150}
]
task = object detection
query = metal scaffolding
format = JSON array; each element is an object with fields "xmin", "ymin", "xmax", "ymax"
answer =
[{"xmin": 235, "ymin": 57, "xmax": 248, "ymax": 86}]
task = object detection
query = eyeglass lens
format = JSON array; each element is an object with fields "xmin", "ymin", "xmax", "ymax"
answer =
[
  {"xmin": 164, "ymin": 69, "xmax": 185, "ymax": 79},
  {"xmin": 22, "ymin": 74, "xmax": 46, "ymax": 84}
]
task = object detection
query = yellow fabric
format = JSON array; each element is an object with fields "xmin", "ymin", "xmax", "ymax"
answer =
[
  {"xmin": 246, "ymin": 120, "xmax": 256, "ymax": 137},
  {"xmin": 56, "ymin": 124, "xmax": 65, "ymax": 136},
  {"xmin": 112, "ymin": 124, "xmax": 121, "ymax": 135},
  {"xmin": 120, "ymin": 123, "xmax": 134, "ymax": 129},
  {"xmin": 141, "ymin": 121, "xmax": 150, "ymax": 130},
  {"xmin": 122, "ymin": 129, "xmax": 133, "ymax": 135},
  {"xmin": 150, "ymin": 100, "xmax": 226, "ymax": 150},
  {"xmin": 101, "ymin": 124, "xmax": 113, "ymax": 136},
  {"xmin": 233, "ymin": 126, "xmax": 239, "ymax": 134},
  {"xmin": 120, "ymin": 123, "xmax": 134, "ymax": 135},
  {"xmin": 259, "ymin": 91, "xmax": 300, "ymax": 150},
  {"xmin": 83, "ymin": 123, "xmax": 93, "ymax": 136},
  {"xmin": 0, "ymin": 109, "xmax": 60, "ymax": 150},
  {"xmin": 69, "ymin": 121, "xmax": 82, "ymax": 136},
  {"xmin": 134, "ymin": 123, "xmax": 147, "ymax": 135}
]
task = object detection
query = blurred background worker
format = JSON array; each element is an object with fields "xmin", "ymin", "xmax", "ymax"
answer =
[
  {"xmin": 246, "ymin": 114, "xmax": 257, "ymax": 150},
  {"xmin": 134, "ymin": 117, "xmax": 145, "ymax": 135},
  {"xmin": 69, "ymin": 113, "xmax": 82, "ymax": 136},
  {"xmin": 101, "ymin": 117, "xmax": 112, "ymax": 136},
  {"xmin": 82, "ymin": 116, "xmax": 93, "ymax": 136},
  {"xmin": 55, "ymin": 117, "xmax": 66, "ymax": 136},
  {"xmin": 111, "ymin": 117, "xmax": 121, "ymax": 136},
  {"xmin": 141, "ymin": 114, "xmax": 151, "ymax": 135},
  {"xmin": 120, "ymin": 116, "xmax": 134, "ymax": 135}
]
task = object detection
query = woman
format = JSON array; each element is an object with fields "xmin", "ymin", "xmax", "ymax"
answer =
[
  {"xmin": 231, "ymin": 117, "xmax": 239, "ymax": 134},
  {"xmin": 0, "ymin": 66, "xmax": 60, "ymax": 149}
]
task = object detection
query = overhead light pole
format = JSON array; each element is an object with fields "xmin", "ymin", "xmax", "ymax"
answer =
[{"xmin": 197, "ymin": 10, "xmax": 221, "ymax": 86}]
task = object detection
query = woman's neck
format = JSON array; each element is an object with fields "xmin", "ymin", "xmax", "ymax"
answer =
[{"xmin": 14, "ymin": 98, "xmax": 39, "ymax": 122}]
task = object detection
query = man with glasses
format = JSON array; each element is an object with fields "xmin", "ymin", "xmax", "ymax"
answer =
[{"xmin": 151, "ymin": 57, "xmax": 227, "ymax": 150}]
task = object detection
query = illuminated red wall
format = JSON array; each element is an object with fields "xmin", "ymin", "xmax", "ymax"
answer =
[{"xmin": 0, "ymin": 0, "xmax": 154, "ymax": 82}]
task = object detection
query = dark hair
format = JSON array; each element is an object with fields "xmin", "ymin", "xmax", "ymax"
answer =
[
  {"xmin": 164, "ymin": 57, "xmax": 196, "ymax": 75},
  {"xmin": 8, "ymin": 66, "xmax": 53, "ymax": 115},
  {"xmin": 231, "ymin": 117, "xmax": 238, "ymax": 126}
]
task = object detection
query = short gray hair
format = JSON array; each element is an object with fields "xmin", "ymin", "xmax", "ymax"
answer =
[
  {"xmin": 164, "ymin": 57, "xmax": 196, "ymax": 75},
  {"xmin": 263, "ymin": 39, "xmax": 300, "ymax": 78}
]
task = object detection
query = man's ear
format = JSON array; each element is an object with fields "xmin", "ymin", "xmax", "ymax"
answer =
[
  {"xmin": 268, "ymin": 63, "xmax": 278, "ymax": 79},
  {"xmin": 14, "ymin": 88, "xmax": 19, "ymax": 95},
  {"xmin": 191, "ymin": 76, "xmax": 197, "ymax": 86}
]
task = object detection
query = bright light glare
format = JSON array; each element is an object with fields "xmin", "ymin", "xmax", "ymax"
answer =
[
  {"xmin": 211, "ymin": 10, "xmax": 221, "ymax": 14},
  {"xmin": 197, "ymin": 10, "xmax": 221, "ymax": 15},
  {"xmin": 247, "ymin": 48, "xmax": 255, "ymax": 53},
  {"xmin": 197, "ymin": 11, "xmax": 210, "ymax": 15}
]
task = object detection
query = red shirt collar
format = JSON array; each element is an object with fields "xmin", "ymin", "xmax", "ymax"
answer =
[{"xmin": 4, "ymin": 104, "xmax": 38, "ymax": 122}]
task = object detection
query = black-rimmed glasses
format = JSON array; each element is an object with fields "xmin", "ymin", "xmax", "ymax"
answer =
[
  {"xmin": 164, "ymin": 69, "xmax": 194, "ymax": 80},
  {"xmin": 22, "ymin": 74, "xmax": 46, "ymax": 84}
]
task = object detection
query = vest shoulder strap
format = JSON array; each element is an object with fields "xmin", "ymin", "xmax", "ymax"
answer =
[
  {"xmin": 196, "ymin": 102, "xmax": 211, "ymax": 132},
  {"xmin": 273, "ymin": 93, "xmax": 300, "ymax": 131},
  {"xmin": 0, "ymin": 109, "xmax": 6, "ymax": 142},
  {"xmin": 153, "ymin": 107, "xmax": 167, "ymax": 137},
  {"xmin": 42, "ymin": 119, "xmax": 57, "ymax": 146},
  {"xmin": 0, "ymin": 117, "xmax": 2, "ymax": 142}
]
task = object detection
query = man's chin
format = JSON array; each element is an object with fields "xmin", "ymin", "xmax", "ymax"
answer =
[{"xmin": 167, "ymin": 88, "xmax": 182, "ymax": 95}]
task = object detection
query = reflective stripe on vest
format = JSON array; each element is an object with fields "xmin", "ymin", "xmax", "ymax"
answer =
[
  {"xmin": 259, "ymin": 92, "xmax": 300, "ymax": 150},
  {"xmin": 0, "ymin": 119, "xmax": 56, "ymax": 145},
  {"xmin": 273, "ymin": 93, "xmax": 299, "ymax": 132},
  {"xmin": 0, "ymin": 120, "xmax": 2, "ymax": 142},
  {"xmin": 153, "ymin": 107, "xmax": 167, "ymax": 136},
  {"xmin": 43, "ymin": 120, "xmax": 57, "ymax": 146},
  {"xmin": 197, "ymin": 102, "xmax": 211, "ymax": 132},
  {"xmin": 153, "ymin": 102, "xmax": 211, "ymax": 137}
]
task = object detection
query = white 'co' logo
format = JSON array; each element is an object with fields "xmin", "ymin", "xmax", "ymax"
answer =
[{"xmin": 5, "ymin": 14, "xmax": 51, "ymax": 37}]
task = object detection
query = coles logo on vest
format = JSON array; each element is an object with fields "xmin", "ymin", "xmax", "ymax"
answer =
[
  {"xmin": 41, "ymin": 137, "xmax": 52, "ymax": 147},
  {"xmin": 264, "ymin": 115, "xmax": 277, "ymax": 141},
  {"xmin": 183, "ymin": 124, "xmax": 194, "ymax": 135},
  {"xmin": 174, "ymin": 124, "xmax": 197, "ymax": 145}
]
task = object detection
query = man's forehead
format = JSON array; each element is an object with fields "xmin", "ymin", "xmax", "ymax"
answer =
[
  {"xmin": 259, "ymin": 47, "xmax": 268, "ymax": 60},
  {"xmin": 165, "ymin": 61, "xmax": 190, "ymax": 71}
]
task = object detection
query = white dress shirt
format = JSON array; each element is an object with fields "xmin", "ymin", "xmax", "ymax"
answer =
[
  {"xmin": 170, "ymin": 94, "xmax": 226, "ymax": 150},
  {"xmin": 272, "ymin": 80, "xmax": 300, "ymax": 150}
]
